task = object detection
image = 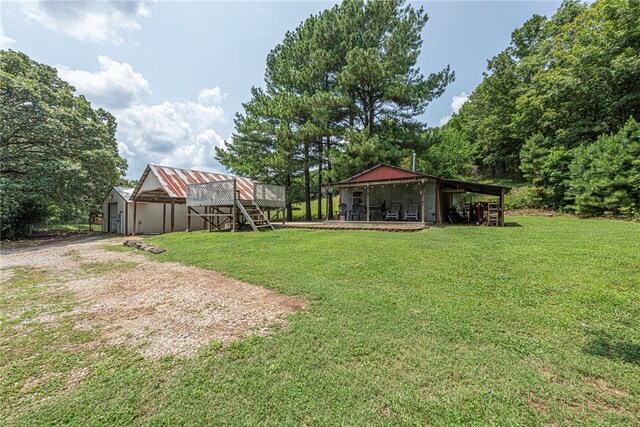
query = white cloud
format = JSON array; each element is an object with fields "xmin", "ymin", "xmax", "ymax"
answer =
[
  {"xmin": 58, "ymin": 56, "xmax": 152, "ymax": 109},
  {"xmin": 439, "ymin": 92, "xmax": 469, "ymax": 126},
  {"xmin": 0, "ymin": 25, "xmax": 17, "ymax": 47},
  {"xmin": 21, "ymin": 0, "xmax": 152, "ymax": 43},
  {"xmin": 197, "ymin": 87, "xmax": 226, "ymax": 105},
  {"xmin": 53, "ymin": 57, "xmax": 227, "ymax": 177},
  {"xmin": 116, "ymin": 95, "xmax": 227, "ymax": 177},
  {"xmin": 439, "ymin": 115, "xmax": 451, "ymax": 126},
  {"xmin": 451, "ymin": 92, "xmax": 469, "ymax": 114}
]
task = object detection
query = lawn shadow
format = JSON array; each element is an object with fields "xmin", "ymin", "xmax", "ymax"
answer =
[
  {"xmin": 584, "ymin": 330, "xmax": 640, "ymax": 366},
  {"xmin": 505, "ymin": 222, "xmax": 523, "ymax": 227}
]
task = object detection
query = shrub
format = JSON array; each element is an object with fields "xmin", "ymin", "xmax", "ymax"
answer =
[
  {"xmin": 567, "ymin": 117, "xmax": 640, "ymax": 217},
  {"xmin": 504, "ymin": 185, "xmax": 544, "ymax": 210}
]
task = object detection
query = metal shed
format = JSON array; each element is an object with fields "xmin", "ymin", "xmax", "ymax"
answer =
[{"xmin": 128, "ymin": 164, "xmax": 285, "ymax": 234}]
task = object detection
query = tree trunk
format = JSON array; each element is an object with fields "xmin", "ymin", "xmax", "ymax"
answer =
[
  {"xmin": 327, "ymin": 136, "xmax": 334, "ymax": 220},
  {"xmin": 368, "ymin": 105, "xmax": 375, "ymax": 134},
  {"xmin": 285, "ymin": 173, "xmax": 293, "ymax": 221},
  {"xmin": 317, "ymin": 138, "xmax": 323, "ymax": 220},
  {"xmin": 304, "ymin": 141, "xmax": 311, "ymax": 221}
]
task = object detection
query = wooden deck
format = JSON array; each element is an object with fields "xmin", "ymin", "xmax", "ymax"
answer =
[{"xmin": 282, "ymin": 221, "xmax": 428, "ymax": 232}]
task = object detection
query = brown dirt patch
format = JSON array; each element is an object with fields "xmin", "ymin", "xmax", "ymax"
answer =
[
  {"xmin": 526, "ymin": 395, "xmax": 550, "ymax": 415},
  {"xmin": 1, "ymin": 235, "xmax": 306, "ymax": 358},
  {"xmin": 584, "ymin": 376, "xmax": 630, "ymax": 398}
]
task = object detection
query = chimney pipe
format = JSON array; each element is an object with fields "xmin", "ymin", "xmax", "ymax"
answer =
[{"xmin": 412, "ymin": 152, "xmax": 416, "ymax": 172}]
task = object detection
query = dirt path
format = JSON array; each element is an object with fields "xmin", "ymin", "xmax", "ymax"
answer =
[{"xmin": 1, "ymin": 235, "xmax": 306, "ymax": 358}]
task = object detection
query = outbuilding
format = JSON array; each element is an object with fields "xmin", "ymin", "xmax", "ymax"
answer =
[
  {"xmin": 102, "ymin": 164, "xmax": 285, "ymax": 235},
  {"xmin": 326, "ymin": 164, "xmax": 511, "ymax": 226}
]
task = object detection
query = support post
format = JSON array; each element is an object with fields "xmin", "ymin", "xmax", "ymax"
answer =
[
  {"xmin": 162, "ymin": 202, "xmax": 166, "ymax": 234},
  {"xmin": 232, "ymin": 180, "xmax": 237, "ymax": 232},
  {"xmin": 366, "ymin": 185, "xmax": 370, "ymax": 222},
  {"xmin": 133, "ymin": 199, "xmax": 137, "ymax": 236},
  {"xmin": 232, "ymin": 204, "xmax": 237, "ymax": 232},
  {"xmin": 124, "ymin": 199, "xmax": 128, "ymax": 235},
  {"xmin": 420, "ymin": 184, "xmax": 425, "ymax": 223},
  {"xmin": 499, "ymin": 189, "xmax": 505, "ymax": 226},
  {"xmin": 170, "ymin": 199, "xmax": 175, "ymax": 232},
  {"xmin": 187, "ymin": 206, "xmax": 191, "ymax": 232}
]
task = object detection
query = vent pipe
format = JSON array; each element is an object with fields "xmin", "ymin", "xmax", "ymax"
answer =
[{"xmin": 412, "ymin": 152, "xmax": 416, "ymax": 172}]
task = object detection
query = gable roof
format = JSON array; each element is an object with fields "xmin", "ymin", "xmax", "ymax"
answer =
[
  {"xmin": 131, "ymin": 164, "xmax": 255, "ymax": 201},
  {"xmin": 114, "ymin": 187, "xmax": 134, "ymax": 201},
  {"xmin": 342, "ymin": 163, "xmax": 435, "ymax": 184},
  {"xmin": 331, "ymin": 163, "xmax": 511, "ymax": 196}
]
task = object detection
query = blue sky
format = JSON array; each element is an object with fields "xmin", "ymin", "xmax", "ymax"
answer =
[{"xmin": 1, "ymin": 1, "xmax": 561, "ymax": 178}]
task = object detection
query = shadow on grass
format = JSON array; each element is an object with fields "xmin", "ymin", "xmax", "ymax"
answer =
[
  {"xmin": 505, "ymin": 222, "xmax": 523, "ymax": 227},
  {"xmin": 584, "ymin": 331, "xmax": 640, "ymax": 366}
]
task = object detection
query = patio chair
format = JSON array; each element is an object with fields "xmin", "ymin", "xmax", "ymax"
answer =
[
  {"xmin": 336, "ymin": 203, "xmax": 348, "ymax": 220},
  {"xmin": 404, "ymin": 203, "xmax": 419, "ymax": 221},
  {"xmin": 386, "ymin": 203, "xmax": 401, "ymax": 221},
  {"xmin": 350, "ymin": 204, "xmax": 365, "ymax": 221}
]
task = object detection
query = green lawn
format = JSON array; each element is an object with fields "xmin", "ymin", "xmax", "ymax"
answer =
[
  {"xmin": 35, "ymin": 222, "xmax": 91, "ymax": 232},
  {"xmin": 3, "ymin": 217, "xmax": 640, "ymax": 425},
  {"xmin": 271, "ymin": 196, "xmax": 340, "ymax": 221}
]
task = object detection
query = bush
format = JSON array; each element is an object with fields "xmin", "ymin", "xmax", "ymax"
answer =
[
  {"xmin": 504, "ymin": 185, "xmax": 544, "ymax": 210},
  {"xmin": 567, "ymin": 117, "xmax": 640, "ymax": 217}
]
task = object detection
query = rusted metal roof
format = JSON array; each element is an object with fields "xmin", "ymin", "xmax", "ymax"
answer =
[{"xmin": 132, "ymin": 164, "xmax": 255, "ymax": 201}]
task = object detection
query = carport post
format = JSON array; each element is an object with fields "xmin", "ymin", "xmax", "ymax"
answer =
[
  {"xmin": 132, "ymin": 199, "xmax": 137, "ymax": 236},
  {"xmin": 170, "ymin": 199, "xmax": 175, "ymax": 232},
  {"xmin": 162, "ymin": 202, "xmax": 166, "ymax": 234},
  {"xmin": 187, "ymin": 206, "xmax": 191, "ymax": 232}
]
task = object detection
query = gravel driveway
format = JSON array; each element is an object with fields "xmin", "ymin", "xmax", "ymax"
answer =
[{"xmin": 1, "ymin": 235, "xmax": 306, "ymax": 358}]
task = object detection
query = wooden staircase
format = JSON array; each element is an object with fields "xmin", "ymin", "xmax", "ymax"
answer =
[{"xmin": 235, "ymin": 200, "xmax": 275, "ymax": 231}]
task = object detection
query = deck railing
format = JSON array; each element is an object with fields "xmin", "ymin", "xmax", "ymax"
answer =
[
  {"xmin": 253, "ymin": 183, "xmax": 286, "ymax": 208},
  {"xmin": 186, "ymin": 180, "xmax": 285, "ymax": 208},
  {"xmin": 186, "ymin": 179, "xmax": 236, "ymax": 207}
]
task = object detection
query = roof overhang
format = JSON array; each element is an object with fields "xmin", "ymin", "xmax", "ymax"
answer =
[
  {"xmin": 325, "ymin": 176, "xmax": 437, "ymax": 189},
  {"xmin": 439, "ymin": 178, "xmax": 511, "ymax": 196},
  {"xmin": 324, "ymin": 176, "xmax": 511, "ymax": 196}
]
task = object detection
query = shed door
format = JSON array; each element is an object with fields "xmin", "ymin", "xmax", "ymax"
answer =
[{"xmin": 109, "ymin": 203, "xmax": 118, "ymax": 233}]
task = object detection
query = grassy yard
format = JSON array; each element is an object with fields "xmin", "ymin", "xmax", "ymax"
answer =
[
  {"xmin": 35, "ymin": 222, "xmax": 91, "ymax": 232},
  {"xmin": 2, "ymin": 217, "xmax": 639, "ymax": 425}
]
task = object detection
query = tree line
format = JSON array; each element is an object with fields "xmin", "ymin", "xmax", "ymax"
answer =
[
  {"xmin": 444, "ymin": 0, "xmax": 640, "ymax": 215},
  {"xmin": 1, "ymin": 50, "xmax": 126, "ymax": 238}
]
